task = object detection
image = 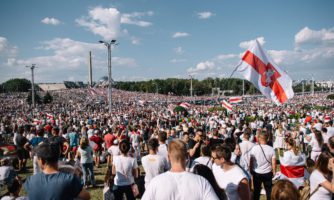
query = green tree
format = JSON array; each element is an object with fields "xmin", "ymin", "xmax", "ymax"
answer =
[
  {"xmin": 27, "ymin": 92, "xmax": 42, "ymax": 105},
  {"xmin": 2, "ymin": 78, "xmax": 31, "ymax": 93},
  {"xmin": 43, "ymin": 92, "xmax": 53, "ymax": 104}
]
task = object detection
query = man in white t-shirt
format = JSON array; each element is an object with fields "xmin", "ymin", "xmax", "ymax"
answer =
[
  {"xmin": 157, "ymin": 131, "xmax": 169, "ymax": 167},
  {"xmin": 211, "ymin": 144, "xmax": 250, "ymax": 200},
  {"xmin": 250, "ymin": 132, "xmax": 276, "ymax": 200},
  {"xmin": 141, "ymin": 138, "xmax": 168, "ymax": 188},
  {"xmin": 142, "ymin": 139, "xmax": 219, "ymax": 200},
  {"xmin": 239, "ymin": 128, "xmax": 255, "ymax": 170}
]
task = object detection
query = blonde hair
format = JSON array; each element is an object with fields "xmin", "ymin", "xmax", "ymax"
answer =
[
  {"xmin": 80, "ymin": 137, "xmax": 89, "ymax": 149},
  {"xmin": 286, "ymin": 137, "xmax": 299, "ymax": 155},
  {"xmin": 168, "ymin": 139, "xmax": 187, "ymax": 163}
]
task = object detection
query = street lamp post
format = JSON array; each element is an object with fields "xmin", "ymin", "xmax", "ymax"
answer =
[
  {"xmin": 99, "ymin": 40, "xmax": 117, "ymax": 114},
  {"xmin": 26, "ymin": 64, "xmax": 36, "ymax": 108}
]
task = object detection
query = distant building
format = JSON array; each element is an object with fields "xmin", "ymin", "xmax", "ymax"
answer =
[
  {"xmin": 38, "ymin": 83, "xmax": 67, "ymax": 91},
  {"xmin": 316, "ymin": 80, "xmax": 334, "ymax": 88}
]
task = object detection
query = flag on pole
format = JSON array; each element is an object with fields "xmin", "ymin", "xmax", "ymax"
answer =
[
  {"xmin": 237, "ymin": 40, "xmax": 294, "ymax": 105},
  {"xmin": 179, "ymin": 102, "xmax": 191, "ymax": 110},
  {"xmin": 221, "ymin": 100, "xmax": 233, "ymax": 112},
  {"xmin": 229, "ymin": 96, "xmax": 242, "ymax": 104}
]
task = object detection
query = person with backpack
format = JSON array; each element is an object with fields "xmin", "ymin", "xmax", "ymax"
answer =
[{"xmin": 250, "ymin": 132, "xmax": 276, "ymax": 200}]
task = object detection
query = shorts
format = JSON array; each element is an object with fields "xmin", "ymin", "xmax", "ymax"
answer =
[
  {"xmin": 17, "ymin": 149, "xmax": 29, "ymax": 160},
  {"xmin": 71, "ymin": 146, "xmax": 78, "ymax": 154}
]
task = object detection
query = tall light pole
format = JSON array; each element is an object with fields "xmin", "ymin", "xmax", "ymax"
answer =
[
  {"xmin": 99, "ymin": 40, "xmax": 117, "ymax": 113},
  {"xmin": 189, "ymin": 75, "xmax": 194, "ymax": 98},
  {"xmin": 242, "ymin": 79, "xmax": 245, "ymax": 96},
  {"xmin": 26, "ymin": 64, "xmax": 36, "ymax": 108}
]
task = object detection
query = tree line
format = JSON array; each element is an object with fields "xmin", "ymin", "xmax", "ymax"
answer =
[{"xmin": 0, "ymin": 77, "xmax": 324, "ymax": 97}]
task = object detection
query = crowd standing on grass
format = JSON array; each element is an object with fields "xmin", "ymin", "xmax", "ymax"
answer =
[{"xmin": 0, "ymin": 88, "xmax": 333, "ymax": 200}]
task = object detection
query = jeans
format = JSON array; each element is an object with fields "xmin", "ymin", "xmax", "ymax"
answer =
[
  {"xmin": 82, "ymin": 163, "xmax": 95, "ymax": 186},
  {"xmin": 252, "ymin": 171, "xmax": 273, "ymax": 200},
  {"xmin": 113, "ymin": 185, "xmax": 135, "ymax": 200}
]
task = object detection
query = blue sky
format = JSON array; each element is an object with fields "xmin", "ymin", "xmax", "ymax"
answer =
[{"xmin": 0, "ymin": 0, "xmax": 334, "ymax": 83}]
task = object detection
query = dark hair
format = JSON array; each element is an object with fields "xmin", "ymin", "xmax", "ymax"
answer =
[
  {"xmin": 329, "ymin": 136, "xmax": 334, "ymax": 149},
  {"xmin": 35, "ymin": 143, "xmax": 60, "ymax": 164},
  {"xmin": 315, "ymin": 151, "xmax": 332, "ymax": 175},
  {"xmin": 158, "ymin": 131, "xmax": 167, "ymax": 142},
  {"xmin": 193, "ymin": 164, "xmax": 227, "ymax": 200},
  {"xmin": 37, "ymin": 129, "xmax": 44, "ymax": 137},
  {"xmin": 243, "ymin": 128, "xmax": 252, "ymax": 139},
  {"xmin": 213, "ymin": 145, "xmax": 231, "ymax": 161},
  {"xmin": 271, "ymin": 179, "xmax": 300, "ymax": 200},
  {"xmin": 147, "ymin": 138, "xmax": 159, "ymax": 151},
  {"xmin": 314, "ymin": 129, "xmax": 324, "ymax": 147},
  {"xmin": 200, "ymin": 145, "xmax": 211, "ymax": 157},
  {"xmin": 119, "ymin": 139, "xmax": 131, "ymax": 154}
]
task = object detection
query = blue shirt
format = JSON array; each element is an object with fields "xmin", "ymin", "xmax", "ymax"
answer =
[
  {"xmin": 24, "ymin": 172, "xmax": 83, "ymax": 200},
  {"xmin": 68, "ymin": 132, "xmax": 79, "ymax": 147}
]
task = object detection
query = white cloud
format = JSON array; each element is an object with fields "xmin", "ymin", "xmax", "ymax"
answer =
[
  {"xmin": 187, "ymin": 61, "xmax": 215, "ymax": 73},
  {"xmin": 172, "ymin": 32, "xmax": 190, "ymax": 38},
  {"xmin": 41, "ymin": 17, "xmax": 61, "ymax": 25},
  {"xmin": 76, "ymin": 7, "xmax": 121, "ymax": 40},
  {"xmin": 131, "ymin": 37, "xmax": 140, "ymax": 45},
  {"xmin": 295, "ymin": 27, "xmax": 334, "ymax": 46},
  {"xmin": 0, "ymin": 36, "xmax": 18, "ymax": 57},
  {"xmin": 174, "ymin": 46, "xmax": 184, "ymax": 55},
  {"xmin": 170, "ymin": 58, "xmax": 187, "ymax": 63},
  {"xmin": 2, "ymin": 38, "xmax": 138, "ymax": 82},
  {"xmin": 197, "ymin": 11, "xmax": 214, "ymax": 19},
  {"xmin": 121, "ymin": 11, "xmax": 154, "ymax": 27},
  {"xmin": 239, "ymin": 37, "xmax": 266, "ymax": 49}
]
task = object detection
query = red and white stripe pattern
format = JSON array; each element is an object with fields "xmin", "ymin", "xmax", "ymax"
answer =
[
  {"xmin": 238, "ymin": 40, "xmax": 294, "ymax": 105},
  {"xmin": 221, "ymin": 100, "xmax": 233, "ymax": 112},
  {"xmin": 278, "ymin": 152, "xmax": 305, "ymax": 188},
  {"xmin": 229, "ymin": 96, "xmax": 242, "ymax": 104},
  {"xmin": 46, "ymin": 113, "xmax": 54, "ymax": 120},
  {"xmin": 179, "ymin": 102, "xmax": 191, "ymax": 110}
]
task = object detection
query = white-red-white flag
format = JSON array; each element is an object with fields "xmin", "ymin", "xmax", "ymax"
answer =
[
  {"xmin": 229, "ymin": 96, "xmax": 242, "ymax": 104},
  {"xmin": 221, "ymin": 100, "xmax": 233, "ymax": 112},
  {"xmin": 238, "ymin": 40, "xmax": 294, "ymax": 105},
  {"xmin": 179, "ymin": 102, "xmax": 191, "ymax": 110},
  {"xmin": 278, "ymin": 152, "xmax": 306, "ymax": 188}
]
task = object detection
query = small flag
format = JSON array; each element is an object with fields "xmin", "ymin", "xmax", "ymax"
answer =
[
  {"xmin": 179, "ymin": 102, "xmax": 191, "ymax": 110},
  {"xmin": 229, "ymin": 96, "xmax": 242, "ymax": 104},
  {"xmin": 221, "ymin": 100, "xmax": 233, "ymax": 112}
]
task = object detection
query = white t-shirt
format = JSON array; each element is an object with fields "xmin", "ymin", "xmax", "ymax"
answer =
[
  {"xmin": 113, "ymin": 155, "xmax": 138, "ymax": 186},
  {"xmin": 309, "ymin": 133, "xmax": 322, "ymax": 152},
  {"xmin": 239, "ymin": 140, "xmax": 255, "ymax": 166},
  {"xmin": 310, "ymin": 169, "xmax": 331, "ymax": 200},
  {"xmin": 212, "ymin": 165, "xmax": 247, "ymax": 200},
  {"xmin": 108, "ymin": 145, "xmax": 120, "ymax": 157},
  {"xmin": 192, "ymin": 156, "xmax": 213, "ymax": 169},
  {"xmin": 142, "ymin": 171, "xmax": 219, "ymax": 200},
  {"xmin": 141, "ymin": 154, "xmax": 168, "ymax": 188},
  {"xmin": 250, "ymin": 144, "xmax": 275, "ymax": 174},
  {"xmin": 157, "ymin": 144, "xmax": 168, "ymax": 162}
]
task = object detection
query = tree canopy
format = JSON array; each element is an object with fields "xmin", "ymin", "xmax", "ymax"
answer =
[{"xmin": 1, "ymin": 78, "xmax": 31, "ymax": 93}]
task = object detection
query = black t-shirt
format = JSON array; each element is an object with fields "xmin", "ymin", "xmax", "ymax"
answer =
[
  {"xmin": 187, "ymin": 139, "xmax": 201, "ymax": 159},
  {"xmin": 15, "ymin": 134, "xmax": 28, "ymax": 150},
  {"xmin": 209, "ymin": 138, "xmax": 223, "ymax": 148},
  {"xmin": 47, "ymin": 136, "xmax": 66, "ymax": 157}
]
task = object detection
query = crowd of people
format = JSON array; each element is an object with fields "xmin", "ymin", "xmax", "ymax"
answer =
[{"xmin": 0, "ymin": 88, "xmax": 333, "ymax": 200}]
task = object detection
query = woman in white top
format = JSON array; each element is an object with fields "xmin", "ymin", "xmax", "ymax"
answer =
[
  {"xmin": 307, "ymin": 129, "xmax": 324, "ymax": 162},
  {"xmin": 76, "ymin": 137, "xmax": 95, "ymax": 188},
  {"xmin": 309, "ymin": 151, "xmax": 334, "ymax": 200},
  {"xmin": 274, "ymin": 124, "xmax": 284, "ymax": 152},
  {"xmin": 112, "ymin": 139, "xmax": 138, "ymax": 200}
]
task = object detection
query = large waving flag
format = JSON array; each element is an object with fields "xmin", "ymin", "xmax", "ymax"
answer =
[
  {"xmin": 221, "ymin": 100, "xmax": 233, "ymax": 112},
  {"xmin": 238, "ymin": 40, "xmax": 294, "ymax": 105}
]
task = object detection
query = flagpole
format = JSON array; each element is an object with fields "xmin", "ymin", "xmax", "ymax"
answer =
[
  {"xmin": 228, "ymin": 61, "xmax": 242, "ymax": 78},
  {"xmin": 242, "ymin": 79, "xmax": 245, "ymax": 96}
]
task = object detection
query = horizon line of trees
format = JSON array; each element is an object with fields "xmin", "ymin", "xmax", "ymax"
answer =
[{"xmin": 0, "ymin": 77, "xmax": 324, "ymax": 96}]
